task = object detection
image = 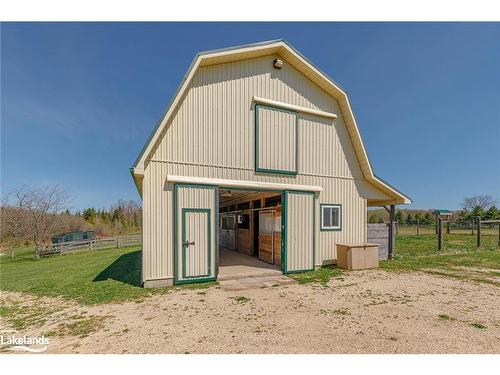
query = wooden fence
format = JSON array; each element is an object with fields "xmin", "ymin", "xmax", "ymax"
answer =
[{"xmin": 38, "ymin": 234, "xmax": 142, "ymax": 257}]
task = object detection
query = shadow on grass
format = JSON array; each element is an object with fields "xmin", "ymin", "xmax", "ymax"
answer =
[{"xmin": 93, "ymin": 250, "xmax": 142, "ymax": 287}]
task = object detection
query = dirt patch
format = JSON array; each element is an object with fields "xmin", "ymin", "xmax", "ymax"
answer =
[{"xmin": 1, "ymin": 270, "xmax": 499, "ymax": 354}]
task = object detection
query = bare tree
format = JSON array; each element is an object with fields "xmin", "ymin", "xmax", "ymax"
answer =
[
  {"xmin": 2, "ymin": 185, "xmax": 71, "ymax": 258},
  {"xmin": 1, "ymin": 193, "xmax": 29, "ymax": 257},
  {"xmin": 462, "ymin": 195, "xmax": 496, "ymax": 211}
]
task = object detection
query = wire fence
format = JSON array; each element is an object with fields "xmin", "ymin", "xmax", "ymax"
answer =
[
  {"xmin": 396, "ymin": 222, "xmax": 499, "ymax": 236},
  {"xmin": 396, "ymin": 220, "xmax": 499, "ymax": 251}
]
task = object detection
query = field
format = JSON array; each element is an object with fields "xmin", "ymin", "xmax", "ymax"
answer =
[
  {"xmin": 0, "ymin": 233, "xmax": 499, "ymax": 353},
  {"xmin": 0, "ymin": 246, "xmax": 213, "ymax": 305}
]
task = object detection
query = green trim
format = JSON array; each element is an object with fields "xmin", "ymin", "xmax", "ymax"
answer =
[
  {"xmin": 255, "ymin": 104, "xmax": 299, "ymax": 176},
  {"xmin": 320, "ymin": 203, "xmax": 342, "ymax": 231},
  {"xmin": 281, "ymin": 191, "xmax": 287, "ymax": 273},
  {"xmin": 173, "ymin": 183, "xmax": 217, "ymax": 285},
  {"xmin": 181, "ymin": 208, "xmax": 211, "ymax": 279},
  {"xmin": 282, "ymin": 191, "xmax": 315, "ymax": 274}
]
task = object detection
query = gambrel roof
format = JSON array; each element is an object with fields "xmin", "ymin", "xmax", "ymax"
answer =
[{"xmin": 131, "ymin": 39, "xmax": 411, "ymax": 205}]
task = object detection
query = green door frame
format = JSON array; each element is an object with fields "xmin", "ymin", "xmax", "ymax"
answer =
[
  {"xmin": 173, "ymin": 184, "xmax": 316, "ymax": 283},
  {"xmin": 173, "ymin": 183, "xmax": 218, "ymax": 285}
]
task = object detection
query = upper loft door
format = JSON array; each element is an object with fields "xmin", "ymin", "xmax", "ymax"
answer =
[{"xmin": 255, "ymin": 104, "xmax": 298, "ymax": 175}]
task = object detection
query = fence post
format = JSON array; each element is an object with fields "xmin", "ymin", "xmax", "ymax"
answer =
[
  {"xmin": 437, "ymin": 217, "xmax": 443, "ymax": 250},
  {"xmin": 90, "ymin": 240, "xmax": 93, "ymax": 251},
  {"xmin": 446, "ymin": 221, "xmax": 450, "ymax": 234},
  {"xmin": 388, "ymin": 205, "xmax": 396, "ymax": 260},
  {"xmin": 116, "ymin": 236, "xmax": 119, "ymax": 248},
  {"xmin": 471, "ymin": 220, "xmax": 474, "ymax": 235},
  {"xmin": 416, "ymin": 218, "xmax": 420, "ymax": 236},
  {"xmin": 476, "ymin": 217, "xmax": 481, "ymax": 248}
]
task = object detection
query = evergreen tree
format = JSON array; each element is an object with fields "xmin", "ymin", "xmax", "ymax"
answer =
[
  {"xmin": 395, "ymin": 210, "xmax": 404, "ymax": 224},
  {"xmin": 406, "ymin": 213, "xmax": 413, "ymax": 225},
  {"xmin": 485, "ymin": 206, "xmax": 500, "ymax": 220}
]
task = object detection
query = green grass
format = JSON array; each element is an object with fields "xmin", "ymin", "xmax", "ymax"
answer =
[
  {"xmin": 0, "ymin": 245, "xmax": 215, "ymax": 305},
  {"xmin": 45, "ymin": 316, "xmax": 110, "ymax": 338},
  {"xmin": 438, "ymin": 314, "xmax": 453, "ymax": 321},
  {"xmin": 289, "ymin": 266, "xmax": 343, "ymax": 285},
  {"xmin": 381, "ymin": 234, "xmax": 500, "ymax": 285},
  {"xmin": 233, "ymin": 296, "xmax": 251, "ymax": 304}
]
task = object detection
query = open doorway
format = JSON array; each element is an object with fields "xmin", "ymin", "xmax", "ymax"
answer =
[{"xmin": 218, "ymin": 189, "xmax": 283, "ymax": 279}]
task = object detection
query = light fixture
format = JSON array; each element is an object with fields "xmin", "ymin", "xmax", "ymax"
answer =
[{"xmin": 273, "ymin": 59, "xmax": 283, "ymax": 69}]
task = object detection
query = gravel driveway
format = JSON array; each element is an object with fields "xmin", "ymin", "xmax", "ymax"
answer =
[{"xmin": 1, "ymin": 269, "xmax": 499, "ymax": 354}]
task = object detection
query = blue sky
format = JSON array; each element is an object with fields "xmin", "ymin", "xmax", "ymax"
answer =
[{"xmin": 1, "ymin": 22, "xmax": 499, "ymax": 211}]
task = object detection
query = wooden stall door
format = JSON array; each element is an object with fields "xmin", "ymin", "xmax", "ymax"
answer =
[{"xmin": 258, "ymin": 211, "xmax": 274, "ymax": 263}]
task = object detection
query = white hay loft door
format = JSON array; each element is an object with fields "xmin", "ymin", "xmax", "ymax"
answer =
[
  {"xmin": 284, "ymin": 191, "xmax": 315, "ymax": 273},
  {"xmin": 174, "ymin": 184, "xmax": 217, "ymax": 284}
]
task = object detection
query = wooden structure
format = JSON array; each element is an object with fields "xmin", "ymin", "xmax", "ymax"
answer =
[
  {"xmin": 130, "ymin": 40, "xmax": 411, "ymax": 287},
  {"xmin": 219, "ymin": 190, "xmax": 282, "ymax": 266},
  {"xmin": 433, "ymin": 209, "xmax": 453, "ymax": 234},
  {"xmin": 476, "ymin": 218, "xmax": 500, "ymax": 248},
  {"xmin": 39, "ymin": 234, "xmax": 142, "ymax": 257}
]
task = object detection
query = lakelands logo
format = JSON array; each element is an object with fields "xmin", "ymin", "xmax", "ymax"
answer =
[{"xmin": 0, "ymin": 334, "xmax": 49, "ymax": 353}]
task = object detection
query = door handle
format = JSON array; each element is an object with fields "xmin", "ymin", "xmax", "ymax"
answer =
[{"xmin": 183, "ymin": 241, "xmax": 195, "ymax": 247}]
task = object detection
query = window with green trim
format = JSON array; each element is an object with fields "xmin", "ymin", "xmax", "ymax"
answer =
[
  {"xmin": 255, "ymin": 104, "xmax": 298, "ymax": 175},
  {"xmin": 321, "ymin": 204, "xmax": 342, "ymax": 231}
]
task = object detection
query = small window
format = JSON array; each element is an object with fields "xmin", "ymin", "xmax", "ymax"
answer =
[{"xmin": 321, "ymin": 204, "xmax": 342, "ymax": 231}]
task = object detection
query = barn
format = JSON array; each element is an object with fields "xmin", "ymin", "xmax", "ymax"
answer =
[{"xmin": 131, "ymin": 40, "xmax": 411, "ymax": 287}]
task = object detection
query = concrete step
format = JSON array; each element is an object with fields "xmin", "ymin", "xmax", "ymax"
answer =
[
  {"xmin": 217, "ymin": 268, "xmax": 283, "ymax": 281},
  {"xmin": 219, "ymin": 274, "xmax": 296, "ymax": 291}
]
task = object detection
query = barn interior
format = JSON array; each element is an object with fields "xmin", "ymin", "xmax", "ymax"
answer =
[{"xmin": 218, "ymin": 189, "xmax": 283, "ymax": 279}]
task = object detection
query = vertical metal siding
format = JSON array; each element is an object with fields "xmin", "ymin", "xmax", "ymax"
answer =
[
  {"xmin": 151, "ymin": 54, "xmax": 362, "ymax": 179},
  {"xmin": 286, "ymin": 192, "xmax": 314, "ymax": 272},
  {"xmin": 257, "ymin": 106, "xmax": 296, "ymax": 172},
  {"xmin": 141, "ymin": 54, "xmax": 369, "ymax": 282}
]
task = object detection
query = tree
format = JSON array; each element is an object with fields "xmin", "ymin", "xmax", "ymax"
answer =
[
  {"xmin": 462, "ymin": 195, "xmax": 496, "ymax": 211},
  {"xmin": 406, "ymin": 213, "xmax": 413, "ymax": 225},
  {"xmin": 422, "ymin": 212, "xmax": 434, "ymax": 225},
  {"xmin": 485, "ymin": 206, "xmax": 500, "ymax": 220},
  {"xmin": 368, "ymin": 214, "xmax": 384, "ymax": 223},
  {"xmin": 395, "ymin": 210, "xmax": 404, "ymax": 224},
  {"xmin": 2, "ymin": 185, "xmax": 71, "ymax": 258},
  {"xmin": 415, "ymin": 212, "xmax": 423, "ymax": 224}
]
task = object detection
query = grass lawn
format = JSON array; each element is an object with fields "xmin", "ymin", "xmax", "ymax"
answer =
[
  {"xmin": 0, "ymin": 246, "xmax": 214, "ymax": 305},
  {"xmin": 380, "ymin": 233, "xmax": 500, "ymax": 285},
  {"xmin": 1, "ymin": 232, "xmax": 498, "ymax": 306}
]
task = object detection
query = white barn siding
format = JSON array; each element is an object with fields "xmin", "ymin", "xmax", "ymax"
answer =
[
  {"xmin": 142, "ymin": 160, "xmax": 366, "ymax": 280},
  {"xmin": 149, "ymin": 54, "xmax": 363, "ymax": 180},
  {"xmin": 286, "ymin": 192, "xmax": 314, "ymax": 272},
  {"xmin": 257, "ymin": 106, "xmax": 297, "ymax": 173},
  {"xmin": 141, "ymin": 53, "xmax": 370, "ymax": 283}
]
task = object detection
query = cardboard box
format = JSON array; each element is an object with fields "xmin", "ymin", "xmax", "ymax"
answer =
[{"xmin": 336, "ymin": 243, "xmax": 379, "ymax": 270}]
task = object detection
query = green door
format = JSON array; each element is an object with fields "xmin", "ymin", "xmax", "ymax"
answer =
[{"xmin": 174, "ymin": 184, "xmax": 217, "ymax": 284}]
